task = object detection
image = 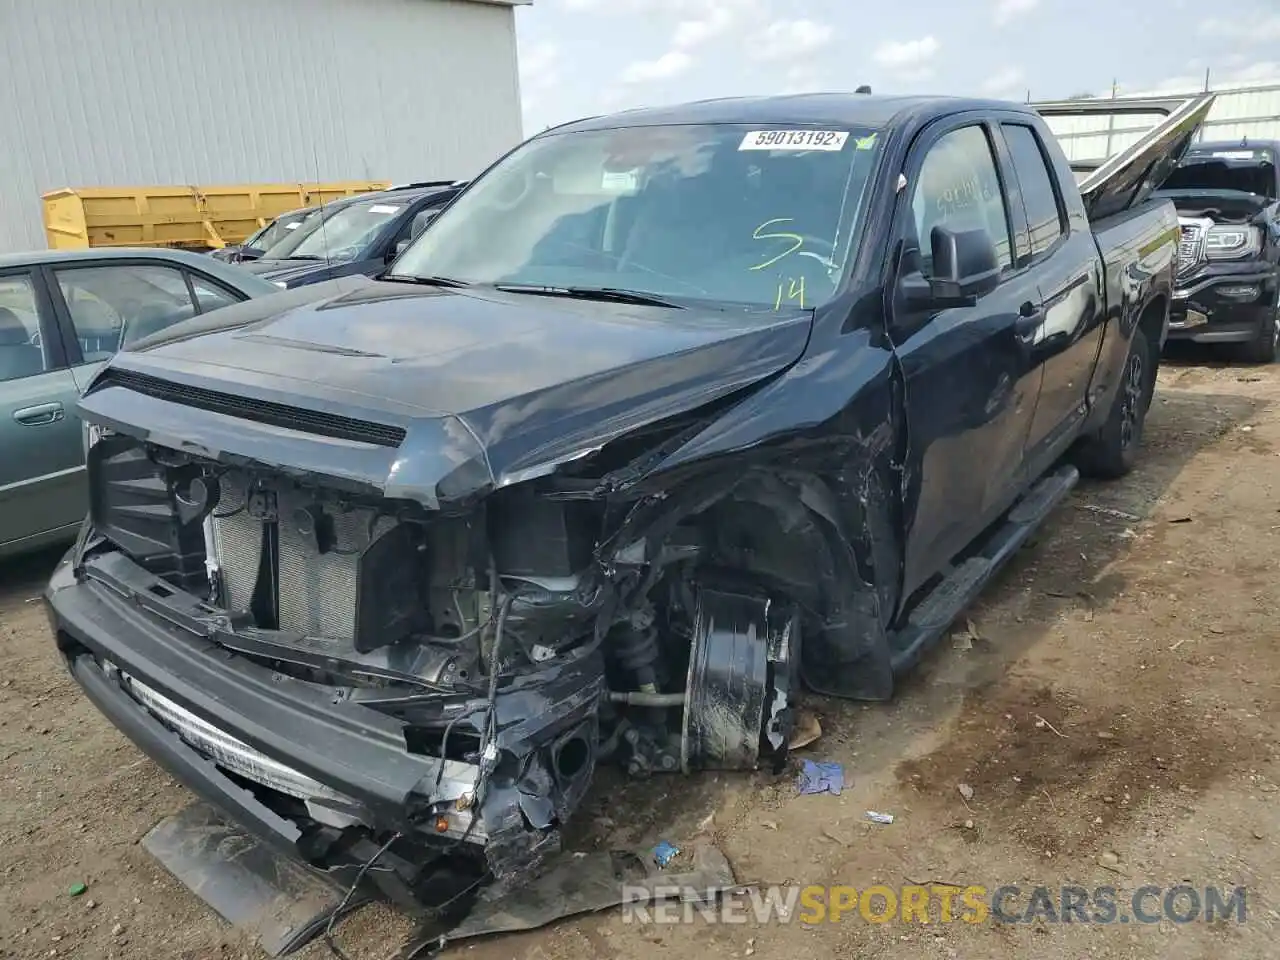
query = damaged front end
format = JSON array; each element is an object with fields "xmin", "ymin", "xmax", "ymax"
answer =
[{"xmin": 57, "ymin": 372, "xmax": 828, "ymax": 906}]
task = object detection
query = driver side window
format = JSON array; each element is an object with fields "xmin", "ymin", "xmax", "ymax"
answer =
[{"xmin": 911, "ymin": 125, "xmax": 1013, "ymax": 276}]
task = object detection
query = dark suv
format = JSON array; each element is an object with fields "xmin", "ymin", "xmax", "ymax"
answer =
[
  {"xmin": 1155, "ymin": 140, "xmax": 1280, "ymax": 361},
  {"xmin": 242, "ymin": 182, "xmax": 464, "ymax": 289}
]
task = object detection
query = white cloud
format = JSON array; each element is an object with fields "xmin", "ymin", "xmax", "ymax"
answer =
[
  {"xmin": 563, "ymin": 0, "xmax": 756, "ymax": 15},
  {"xmin": 673, "ymin": 8, "xmax": 733, "ymax": 49},
  {"xmin": 519, "ymin": 39, "xmax": 562, "ymax": 112},
  {"xmin": 621, "ymin": 50, "xmax": 693, "ymax": 84},
  {"xmin": 1200, "ymin": 15, "xmax": 1280, "ymax": 43},
  {"xmin": 1135, "ymin": 61, "xmax": 1280, "ymax": 95},
  {"xmin": 981, "ymin": 66, "xmax": 1025, "ymax": 97},
  {"xmin": 748, "ymin": 19, "xmax": 834, "ymax": 60},
  {"xmin": 781, "ymin": 64, "xmax": 825, "ymax": 95},
  {"xmin": 520, "ymin": 40, "xmax": 560, "ymax": 84},
  {"xmin": 1229, "ymin": 61, "xmax": 1280, "ymax": 82},
  {"xmin": 993, "ymin": 0, "xmax": 1039, "ymax": 26},
  {"xmin": 872, "ymin": 35, "xmax": 940, "ymax": 81}
]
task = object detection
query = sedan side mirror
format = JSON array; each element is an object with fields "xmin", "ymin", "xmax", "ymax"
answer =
[
  {"xmin": 900, "ymin": 226, "xmax": 1001, "ymax": 309},
  {"xmin": 236, "ymin": 245, "xmax": 266, "ymax": 262}
]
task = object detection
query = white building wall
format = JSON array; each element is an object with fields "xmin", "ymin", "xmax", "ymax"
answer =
[{"xmin": 0, "ymin": 0, "xmax": 528, "ymax": 252}]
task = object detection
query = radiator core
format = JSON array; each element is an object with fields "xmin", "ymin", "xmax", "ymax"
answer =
[{"xmin": 210, "ymin": 472, "xmax": 396, "ymax": 641}]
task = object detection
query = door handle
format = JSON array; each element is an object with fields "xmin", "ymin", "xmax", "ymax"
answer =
[
  {"xmin": 1015, "ymin": 301, "xmax": 1044, "ymax": 338},
  {"xmin": 13, "ymin": 402, "xmax": 64, "ymax": 426}
]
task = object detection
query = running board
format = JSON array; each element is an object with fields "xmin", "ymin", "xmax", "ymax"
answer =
[
  {"xmin": 142, "ymin": 802, "xmax": 372, "ymax": 956},
  {"xmin": 889, "ymin": 464, "xmax": 1079, "ymax": 676}
]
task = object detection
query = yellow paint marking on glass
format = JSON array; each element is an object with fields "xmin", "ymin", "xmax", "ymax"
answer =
[
  {"xmin": 854, "ymin": 133, "xmax": 878, "ymax": 150},
  {"xmin": 751, "ymin": 218, "xmax": 804, "ymax": 271},
  {"xmin": 774, "ymin": 275, "xmax": 806, "ymax": 309}
]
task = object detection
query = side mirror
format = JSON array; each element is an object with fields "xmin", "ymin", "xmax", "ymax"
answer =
[
  {"xmin": 390, "ymin": 240, "xmax": 411, "ymax": 261},
  {"xmin": 236, "ymin": 246, "xmax": 265, "ymax": 262},
  {"xmin": 900, "ymin": 226, "xmax": 1001, "ymax": 309}
]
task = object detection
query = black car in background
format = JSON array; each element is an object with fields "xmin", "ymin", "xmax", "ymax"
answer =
[
  {"xmin": 1154, "ymin": 140, "xmax": 1280, "ymax": 361},
  {"xmin": 242, "ymin": 182, "xmax": 464, "ymax": 289},
  {"xmin": 208, "ymin": 206, "xmax": 326, "ymax": 264}
]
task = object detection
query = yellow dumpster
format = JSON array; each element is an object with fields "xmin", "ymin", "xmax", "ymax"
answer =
[{"xmin": 41, "ymin": 181, "xmax": 390, "ymax": 251}]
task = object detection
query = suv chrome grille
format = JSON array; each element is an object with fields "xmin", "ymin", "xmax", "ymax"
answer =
[{"xmin": 1177, "ymin": 219, "xmax": 1206, "ymax": 276}]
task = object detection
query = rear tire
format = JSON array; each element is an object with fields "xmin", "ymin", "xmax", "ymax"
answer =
[
  {"xmin": 1074, "ymin": 327, "xmax": 1154, "ymax": 480},
  {"xmin": 1235, "ymin": 306, "xmax": 1279, "ymax": 364}
]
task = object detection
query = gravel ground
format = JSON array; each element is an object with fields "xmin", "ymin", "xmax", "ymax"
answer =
[{"xmin": 2, "ymin": 353, "xmax": 1279, "ymax": 960}]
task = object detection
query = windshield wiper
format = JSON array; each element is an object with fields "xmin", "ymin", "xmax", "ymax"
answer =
[
  {"xmin": 284, "ymin": 255, "xmax": 326, "ymax": 262},
  {"xmin": 494, "ymin": 284, "xmax": 685, "ymax": 309},
  {"xmin": 380, "ymin": 273, "xmax": 471, "ymax": 288}
]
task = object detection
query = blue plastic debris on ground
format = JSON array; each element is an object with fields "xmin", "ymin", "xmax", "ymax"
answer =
[
  {"xmin": 796, "ymin": 759, "xmax": 845, "ymax": 796},
  {"xmin": 652, "ymin": 840, "xmax": 680, "ymax": 867}
]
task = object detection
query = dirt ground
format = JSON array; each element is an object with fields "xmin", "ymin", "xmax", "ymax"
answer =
[{"xmin": 3, "ymin": 349, "xmax": 1280, "ymax": 960}]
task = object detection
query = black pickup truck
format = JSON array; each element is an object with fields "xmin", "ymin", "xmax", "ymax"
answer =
[
  {"xmin": 1155, "ymin": 140, "xmax": 1280, "ymax": 361},
  {"xmin": 45, "ymin": 91, "xmax": 1211, "ymax": 942}
]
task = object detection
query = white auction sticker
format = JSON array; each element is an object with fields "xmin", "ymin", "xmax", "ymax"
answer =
[
  {"xmin": 739, "ymin": 130, "xmax": 849, "ymax": 151},
  {"xmin": 600, "ymin": 169, "xmax": 639, "ymax": 192},
  {"xmin": 1210, "ymin": 150, "xmax": 1256, "ymax": 160},
  {"xmin": 367, "ymin": 204, "xmax": 404, "ymax": 214}
]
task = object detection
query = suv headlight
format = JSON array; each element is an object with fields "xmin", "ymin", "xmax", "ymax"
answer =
[{"xmin": 1204, "ymin": 225, "xmax": 1261, "ymax": 260}]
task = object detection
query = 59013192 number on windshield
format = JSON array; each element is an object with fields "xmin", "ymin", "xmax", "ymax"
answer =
[{"xmin": 739, "ymin": 130, "xmax": 849, "ymax": 151}]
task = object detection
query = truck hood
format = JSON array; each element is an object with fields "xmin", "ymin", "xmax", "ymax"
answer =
[
  {"xmin": 1152, "ymin": 187, "xmax": 1275, "ymax": 223},
  {"xmin": 83, "ymin": 280, "xmax": 813, "ymax": 506}
]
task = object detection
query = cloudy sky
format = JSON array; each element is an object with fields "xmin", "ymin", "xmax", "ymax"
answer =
[{"xmin": 514, "ymin": 0, "xmax": 1280, "ymax": 134}]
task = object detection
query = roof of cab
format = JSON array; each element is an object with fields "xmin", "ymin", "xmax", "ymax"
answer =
[
  {"xmin": 544, "ymin": 92, "xmax": 1038, "ymax": 135},
  {"xmin": 368, "ymin": 182, "xmax": 464, "ymax": 202}
]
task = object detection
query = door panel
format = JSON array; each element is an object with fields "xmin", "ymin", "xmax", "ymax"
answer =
[
  {"xmin": 999, "ymin": 122, "xmax": 1105, "ymax": 465},
  {"xmin": 0, "ymin": 267, "xmax": 84, "ymax": 549},
  {"xmin": 0, "ymin": 369, "xmax": 85, "ymax": 548},
  {"xmin": 891, "ymin": 121, "xmax": 1047, "ymax": 599}
]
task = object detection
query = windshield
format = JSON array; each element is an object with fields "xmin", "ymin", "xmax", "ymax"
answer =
[
  {"xmin": 393, "ymin": 123, "xmax": 882, "ymax": 309},
  {"xmin": 249, "ymin": 209, "xmax": 313, "ymax": 251},
  {"xmin": 260, "ymin": 207, "xmax": 336, "ymax": 259},
  {"xmin": 282, "ymin": 198, "xmax": 407, "ymax": 261}
]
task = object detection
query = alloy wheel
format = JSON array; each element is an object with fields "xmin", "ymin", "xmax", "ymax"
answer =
[{"xmin": 1118, "ymin": 352, "xmax": 1144, "ymax": 450}]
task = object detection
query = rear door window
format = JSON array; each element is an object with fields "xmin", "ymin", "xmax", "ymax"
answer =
[
  {"xmin": 0, "ymin": 273, "xmax": 52, "ymax": 382},
  {"xmin": 54, "ymin": 264, "xmax": 199, "ymax": 360},
  {"xmin": 1001, "ymin": 123, "xmax": 1067, "ymax": 259},
  {"xmin": 187, "ymin": 273, "xmax": 242, "ymax": 313}
]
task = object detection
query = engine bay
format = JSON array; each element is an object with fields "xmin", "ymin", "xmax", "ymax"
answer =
[{"xmin": 82, "ymin": 427, "xmax": 805, "ymax": 890}]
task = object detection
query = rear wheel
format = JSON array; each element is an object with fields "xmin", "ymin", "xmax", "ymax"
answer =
[
  {"xmin": 1074, "ymin": 328, "xmax": 1154, "ymax": 480},
  {"xmin": 1235, "ymin": 306, "xmax": 1279, "ymax": 364}
]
